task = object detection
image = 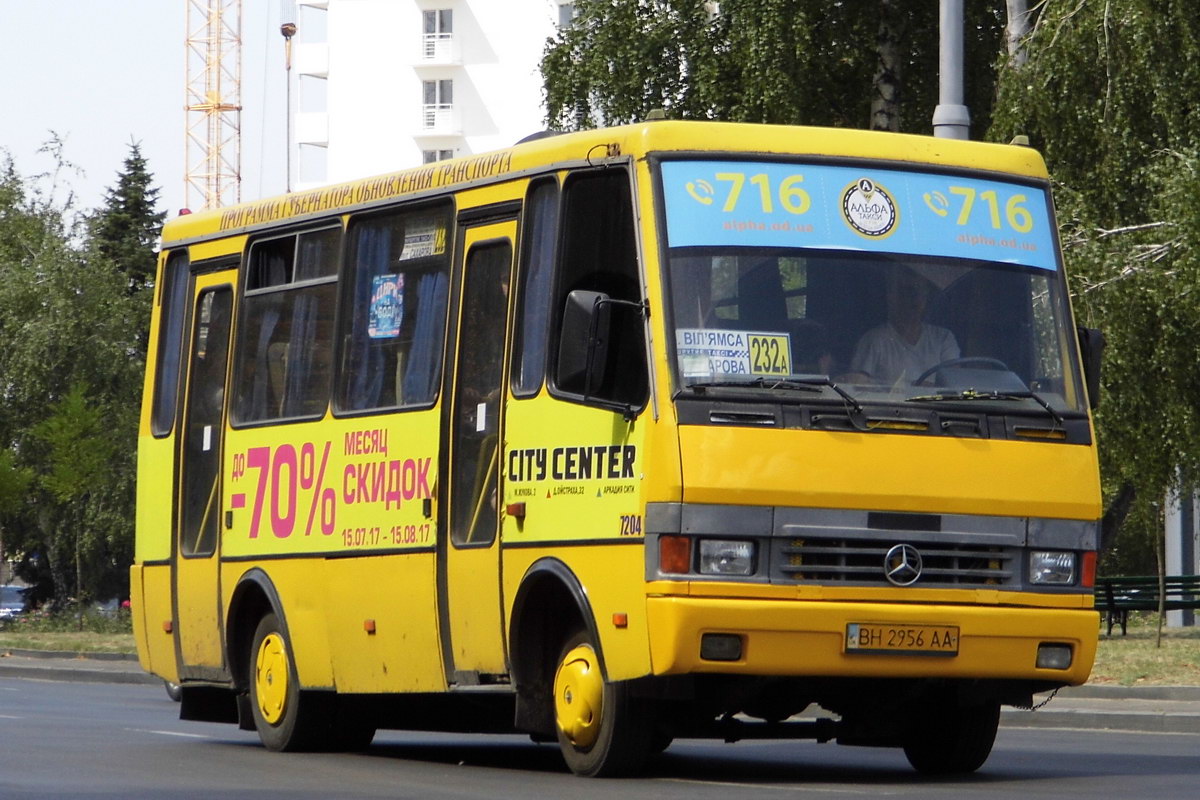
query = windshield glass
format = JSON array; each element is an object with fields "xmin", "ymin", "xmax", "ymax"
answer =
[{"xmin": 659, "ymin": 159, "xmax": 1085, "ymax": 414}]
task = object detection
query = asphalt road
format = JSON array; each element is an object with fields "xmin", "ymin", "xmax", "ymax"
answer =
[{"xmin": 1, "ymin": 676, "xmax": 1197, "ymax": 799}]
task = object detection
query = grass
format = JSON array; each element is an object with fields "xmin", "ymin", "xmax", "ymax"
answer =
[
  {"xmin": 0, "ymin": 604, "xmax": 136, "ymax": 655},
  {"xmin": 3, "ymin": 608, "xmax": 1200, "ymax": 687},
  {"xmin": 1090, "ymin": 612, "xmax": 1200, "ymax": 687},
  {"xmin": 0, "ymin": 630, "xmax": 135, "ymax": 654}
]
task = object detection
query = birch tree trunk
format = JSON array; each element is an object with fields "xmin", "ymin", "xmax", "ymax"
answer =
[
  {"xmin": 1006, "ymin": 0, "xmax": 1031, "ymax": 67},
  {"xmin": 871, "ymin": 0, "xmax": 902, "ymax": 131}
]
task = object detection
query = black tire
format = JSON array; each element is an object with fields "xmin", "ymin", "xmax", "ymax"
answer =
[
  {"xmin": 552, "ymin": 631, "xmax": 656, "ymax": 777},
  {"xmin": 902, "ymin": 699, "xmax": 1000, "ymax": 774},
  {"xmin": 247, "ymin": 612, "xmax": 375, "ymax": 752}
]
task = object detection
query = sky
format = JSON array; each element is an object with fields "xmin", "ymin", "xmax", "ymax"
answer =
[{"xmin": 1, "ymin": 0, "xmax": 292, "ymax": 220}]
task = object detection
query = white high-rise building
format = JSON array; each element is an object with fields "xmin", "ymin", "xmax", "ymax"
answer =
[{"xmin": 293, "ymin": 1, "xmax": 573, "ymax": 191}]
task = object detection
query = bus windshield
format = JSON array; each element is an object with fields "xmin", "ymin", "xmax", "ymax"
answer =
[{"xmin": 659, "ymin": 158, "xmax": 1085, "ymax": 415}]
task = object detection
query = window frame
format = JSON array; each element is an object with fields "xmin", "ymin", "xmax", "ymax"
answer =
[
  {"xmin": 151, "ymin": 250, "xmax": 192, "ymax": 438},
  {"xmin": 331, "ymin": 198, "xmax": 456, "ymax": 418},
  {"xmin": 229, "ymin": 222, "xmax": 343, "ymax": 428},
  {"xmin": 510, "ymin": 176, "xmax": 561, "ymax": 399},
  {"xmin": 544, "ymin": 166, "xmax": 650, "ymax": 414}
]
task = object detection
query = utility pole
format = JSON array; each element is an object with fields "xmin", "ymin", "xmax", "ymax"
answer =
[
  {"xmin": 932, "ymin": 0, "xmax": 970, "ymax": 140},
  {"xmin": 281, "ymin": 0, "xmax": 297, "ymax": 194}
]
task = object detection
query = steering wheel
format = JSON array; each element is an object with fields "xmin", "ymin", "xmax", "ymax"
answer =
[{"xmin": 914, "ymin": 357, "xmax": 1011, "ymax": 386}]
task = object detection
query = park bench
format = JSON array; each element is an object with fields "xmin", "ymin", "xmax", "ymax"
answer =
[{"xmin": 1095, "ymin": 574, "xmax": 1200, "ymax": 635}]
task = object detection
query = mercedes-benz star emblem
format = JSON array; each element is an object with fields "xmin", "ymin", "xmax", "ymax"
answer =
[{"xmin": 884, "ymin": 543, "xmax": 922, "ymax": 586}]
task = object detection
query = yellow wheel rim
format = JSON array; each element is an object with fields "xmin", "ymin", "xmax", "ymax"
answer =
[
  {"xmin": 255, "ymin": 632, "xmax": 289, "ymax": 726},
  {"xmin": 554, "ymin": 643, "xmax": 604, "ymax": 750}
]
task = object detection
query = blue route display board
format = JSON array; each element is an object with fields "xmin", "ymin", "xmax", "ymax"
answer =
[{"xmin": 660, "ymin": 160, "xmax": 1058, "ymax": 271}]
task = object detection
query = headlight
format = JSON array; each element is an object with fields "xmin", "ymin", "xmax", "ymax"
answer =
[
  {"xmin": 1029, "ymin": 551, "xmax": 1076, "ymax": 585},
  {"xmin": 698, "ymin": 539, "xmax": 755, "ymax": 576}
]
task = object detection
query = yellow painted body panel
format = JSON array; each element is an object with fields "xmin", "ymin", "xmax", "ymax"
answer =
[
  {"xmin": 679, "ymin": 425, "xmax": 1101, "ymax": 519},
  {"xmin": 134, "ymin": 251, "xmax": 175, "ymax": 565},
  {"xmin": 503, "ymin": 543, "xmax": 653, "ymax": 682},
  {"xmin": 219, "ymin": 559, "xmax": 336, "ymax": 688},
  {"xmin": 133, "ymin": 564, "xmax": 178, "ymax": 682},
  {"xmin": 646, "ymin": 596, "xmax": 1097, "ymax": 686},
  {"xmin": 321, "ymin": 554, "xmax": 444, "ymax": 692},
  {"xmin": 500, "ymin": 400, "xmax": 648, "ymax": 546},
  {"xmin": 134, "ymin": 436, "xmax": 174, "ymax": 563}
]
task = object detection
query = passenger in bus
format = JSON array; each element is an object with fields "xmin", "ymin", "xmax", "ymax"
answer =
[{"xmin": 847, "ymin": 267, "xmax": 959, "ymax": 386}]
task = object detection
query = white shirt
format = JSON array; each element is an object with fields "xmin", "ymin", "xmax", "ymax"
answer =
[{"xmin": 850, "ymin": 322, "xmax": 960, "ymax": 385}]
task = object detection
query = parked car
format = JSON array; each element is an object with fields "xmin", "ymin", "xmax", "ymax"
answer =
[{"xmin": 0, "ymin": 585, "xmax": 26, "ymax": 621}]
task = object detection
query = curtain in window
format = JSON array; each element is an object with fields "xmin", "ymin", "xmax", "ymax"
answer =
[
  {"xmin": 345, "ymin": 224, "xmax": 392, "ymax": 410},
  {"xmin": 402, "ymin": 270, "xmax": 448, "ymax": 403}
]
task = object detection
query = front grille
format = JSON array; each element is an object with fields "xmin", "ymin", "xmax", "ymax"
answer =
[{"xmin": 775, "ymin": 537, "xmax": 1016, "ymax": 587}]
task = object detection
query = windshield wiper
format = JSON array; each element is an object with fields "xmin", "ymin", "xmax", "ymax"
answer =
[
  {"xmin": 906, "ymin": 388, "xmax": 1065, "ymax": 428},
  {"xmin": 688, "ymin": 376, "xmax": 869, "ymax": 431},
  {"xmin": 688, "ymin": 377, "xmax": 822, "ymax": 393}
]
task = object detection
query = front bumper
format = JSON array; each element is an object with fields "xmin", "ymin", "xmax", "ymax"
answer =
[{"xmin": 646, "ymin": 595, "xmax": 1097, "ymax": 686}]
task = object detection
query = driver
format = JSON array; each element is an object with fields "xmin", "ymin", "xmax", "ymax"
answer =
[{"xmin": 848, "ymin": 267, "xmax": 959, "ymax": 385}]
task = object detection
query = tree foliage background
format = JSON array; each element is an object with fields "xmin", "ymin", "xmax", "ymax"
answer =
[
  {"xmin": 543, "ymin": 0, "xmax": 1200, "ymax": 574},
  {"xmin": 0, "ymin": 141, "xmax": 157, "ymax": 605}
]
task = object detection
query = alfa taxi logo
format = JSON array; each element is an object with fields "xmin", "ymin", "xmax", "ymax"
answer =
[{"xmin": 841, "ymin": 178, "xmax": 898, "ymax": 239}]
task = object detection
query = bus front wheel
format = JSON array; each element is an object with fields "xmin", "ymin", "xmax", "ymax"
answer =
[
  {"xmin": 902, "ymin": 698, "xmax": 1000, "ymax": 774},
  {"xmin": 552, "ymin": 631, "xmax": 655, "ymax": 777}
]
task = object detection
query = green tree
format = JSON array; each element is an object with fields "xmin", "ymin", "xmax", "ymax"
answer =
[
  {"xmin": 541, "ymin": 0, "xmax": 1005, "ymax": 135},
  {"xmin": 990, "ymin": 0, "xmax": 1200, "ymax": 573},
  {"xmin": 32, "ymin": 384, "xmax": 119, "ymax": 604},
  {"xmin": 89, "ymin": 141, "xmax": 166, "ymax": 292},
  {"xmin": 0, "ymin": 148, "xmax": 147, "ymax": 605}
]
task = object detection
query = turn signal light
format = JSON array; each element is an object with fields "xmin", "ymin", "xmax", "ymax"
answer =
[
  {"xmin": 1080, "ymin": 551, "xmax": 1097, "ymax": 588},
  {"xmin": 660, "ymin": 536, "xmax": 691, "ymax": 575}
]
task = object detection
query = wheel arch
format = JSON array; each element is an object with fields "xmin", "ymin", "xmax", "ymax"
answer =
[
  {"xmin": 509, "ymin": 558, "xmax": 603, "ymax": 735},
  {"xmin": 225, "ymin": 568, "xmax": 287, "ymax": 693}
]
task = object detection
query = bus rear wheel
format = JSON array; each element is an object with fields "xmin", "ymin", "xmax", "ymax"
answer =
[
  {"xmin": 552, "ymin": 631, "xmax": 655, "ymax": 777},
  {"xmin": 247, "ymin": 612, "xmax": 375, "ymax": 752}
]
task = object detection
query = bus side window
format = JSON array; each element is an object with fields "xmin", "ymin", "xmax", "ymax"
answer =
[
  {"xmin": 151, "ymin": 250, "xmax": 191, "ymax": 437},
  {"xmin": 511, "ymin": 178, "xmax": 559, "ymax": 397},
  {"xmin": 550, "ymin": 169, "xmax": 648, "ymax": 409},
  {"xmin": 335, "ymin": 203, "xmax": 452, "ymax": 414},
  {"xmin": 231, "ymin": 227, "xmax": 339, "ymax": 424}
]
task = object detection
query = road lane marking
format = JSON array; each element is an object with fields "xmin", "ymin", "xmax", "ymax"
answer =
[
  {"xmin": 663, "ymin": 778, "xmax": 898, "ymax": 795},
  {"xmin": 125, "ymin": 728, "xmax": 210, "ymax": 739},
  {"xmin": 0, "ymin": 714, "xmax": 24, "ymax": 719}
]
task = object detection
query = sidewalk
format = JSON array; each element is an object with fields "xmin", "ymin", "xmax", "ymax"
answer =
[{"xmin": 2, "ymin": 648, "xmax": 1199, "ymax": 735}]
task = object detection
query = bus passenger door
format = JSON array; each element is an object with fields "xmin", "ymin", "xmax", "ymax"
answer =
[
  {"xmin": 174, "ymin": 273, "xmax": 234, "ymax": 674},
  {"xmin": 439, "ymin": 218, "xmax": 516, "ymax": 683}
]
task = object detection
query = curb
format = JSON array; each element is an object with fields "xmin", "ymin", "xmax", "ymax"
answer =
[
  {"xmin": 0, "ymin": 662, "xmax": 159, "ymax": 686},
  {"xmin": 1001, "ymin": 706, "xmax": 1200, "ymax": 735},
  {"xmin": 3, "ymin": 648, "xmax": 138, "ymax": 662},
  {"xmin": 0, "ymin": 649, "xmax": 158, "ymax": 687}
]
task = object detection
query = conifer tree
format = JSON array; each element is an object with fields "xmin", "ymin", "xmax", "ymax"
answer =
[{"xmin": 90, "ymin": 141, "xmax": 165, "ymax": 291}]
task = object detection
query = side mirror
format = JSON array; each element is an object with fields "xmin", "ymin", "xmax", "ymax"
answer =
[
  {"xmin": 1076, "ymin": 326, "xmax": 1105, "ymax": 410},
  {"xmin": 557, "ymin": 290, "xmax": 611, "ymax": 397}
]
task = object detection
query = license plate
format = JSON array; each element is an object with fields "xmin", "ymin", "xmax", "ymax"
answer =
[{"xmin": 845, "ymin": 623, "xmax": 960, "ymax": 656}]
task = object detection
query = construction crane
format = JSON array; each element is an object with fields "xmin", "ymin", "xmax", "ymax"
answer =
[{"xmin": 185, "ymin": 0, "xmax": 242, "ymax": 210}]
